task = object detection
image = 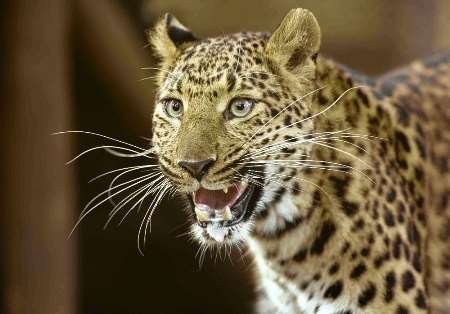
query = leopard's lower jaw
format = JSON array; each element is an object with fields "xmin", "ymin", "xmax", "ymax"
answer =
[
  {"xmin": 205, "ymin": 223, "xmax": 229, "ymax": 242},
  {"xmin": 192, "ymin": 219, "xmax": 254, "ymax": 245}
]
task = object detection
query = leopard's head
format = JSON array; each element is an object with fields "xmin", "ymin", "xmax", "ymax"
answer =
[{"xmin": 150, "ymin": 9, "xmax": 321, "ymax": 245}]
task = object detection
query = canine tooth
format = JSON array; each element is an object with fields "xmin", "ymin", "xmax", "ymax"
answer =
[
  {"xmin": 223, "ymin": 187, "xmax": 228, "ymax": 194},
  {"xmin": 223, "ymin": 206, "xmax": 232, "ymax": 221}
]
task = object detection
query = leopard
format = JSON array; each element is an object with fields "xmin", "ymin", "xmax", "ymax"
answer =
[{"xmin": 148, "ymin": 8, "xmax": 450, "ymax": 314}]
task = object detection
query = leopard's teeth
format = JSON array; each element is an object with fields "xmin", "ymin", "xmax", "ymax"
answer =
[
  {"xmin": 195, "ymin": 207, "xmax": 210, "ymax": 222},
  {"xmin": 195, "ymin": 206, "xmax": 232, "ymax": 223},
  {"xmin": 223, "ymin": 187, "xmax": 228, "ymax": 194},
  {"xmin": 223, "ymin": 206, "xmax": 232, "ymax": 221},
  {"xmin": 215, "ymin": 206, "xmax": 232, "ymax": 221}
]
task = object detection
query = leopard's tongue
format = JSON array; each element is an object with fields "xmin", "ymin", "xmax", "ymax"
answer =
[{"xmin": 194, "ymin": 185, "xmax": 241, "ymax": 210}]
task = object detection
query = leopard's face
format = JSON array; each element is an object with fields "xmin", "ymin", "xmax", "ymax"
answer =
[{"xmin": 150, "ymin": 11, "xmax": 321, "ymax": 245}]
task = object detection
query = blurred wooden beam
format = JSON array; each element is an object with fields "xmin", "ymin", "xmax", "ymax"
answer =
[
  {"xmin": 1, "ymin": 1, "xmax": 77, "ymax": 314},
  {"xmin": 75, "ymin": 0, "xmax": 155, "ymax": 136}
]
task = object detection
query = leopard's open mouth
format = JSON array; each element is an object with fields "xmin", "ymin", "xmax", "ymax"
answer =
[{"xmin": 189, "ymin": 180, "xmax": 258, "ymax": 241}]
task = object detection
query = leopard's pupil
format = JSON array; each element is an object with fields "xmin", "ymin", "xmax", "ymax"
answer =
[{"xmin": 172, "ymin": 102, "xmax": 180, "ymax": 111}]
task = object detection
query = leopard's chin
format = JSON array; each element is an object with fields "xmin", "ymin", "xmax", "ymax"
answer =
[{"xmin": 188, "ymin": 180, "xmax": 262, "ymax": 243}]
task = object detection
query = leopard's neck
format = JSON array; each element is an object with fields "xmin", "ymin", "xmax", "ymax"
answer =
[{"xmin": 248, "ymin": 56, "xmax": 395, "ymax": 300}]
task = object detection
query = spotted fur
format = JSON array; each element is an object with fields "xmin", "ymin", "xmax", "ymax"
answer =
[{"xmin": 149, "ymin": 9, "xmax": 450, "ymax": 314}]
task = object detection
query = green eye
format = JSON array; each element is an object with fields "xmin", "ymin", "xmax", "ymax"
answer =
[
  {"xmin": 163, "ymin": 99, "xmax": 183, "ymax": 118},
  {"xmin": 227, "ymin": 98, "xmax": 255, "ymax": 119}
]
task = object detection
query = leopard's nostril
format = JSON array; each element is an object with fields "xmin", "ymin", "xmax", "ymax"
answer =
[{"xmin": 178, "ymin": 158, "xmax": 215, "ymax": 180}]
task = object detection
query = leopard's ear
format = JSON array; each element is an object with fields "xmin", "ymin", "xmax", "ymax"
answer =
[
  {"xmin": 149, "ymin": 13, "xmax": 198, "ymax": 64},
  {"xmin": 266, "ymin": 8, "xmax": 321, "ymax": 70}
]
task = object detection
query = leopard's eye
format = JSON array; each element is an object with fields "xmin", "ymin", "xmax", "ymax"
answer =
[
  {"xmin": 163, "ymin": 99, "xmax": 183, "ymax": 118},
  {"xmin": 226, "ymin": 98, "xmax": 255, "ymax": 119}
]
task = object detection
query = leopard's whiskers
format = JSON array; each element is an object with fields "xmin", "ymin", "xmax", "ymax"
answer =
[
  {"xmin": 304, "ymin": 139, "xmax": 371, "ymax": 168},
  {"xmin": 106, "ymin": 166, "xmax": 158, "ymax": 206},
  {"xmin": 246, "ymin": 86, "xmax": 326, "ymax": 143},
  {"xmin": 249, "ymin": 131, "xmax": 379, "ymax": 158},
  {"xmin": 196, "ymin": 242, "xmax": 209, "ymax": 269},
  {"xmin": 57, "ymin": 130, "xmax": 178, "ymax": 252},
  {"xmin": 104, "ymin": 180, "xmax": 158, "ymax": 229},
  {"xmin": 104, "ymin": 173, "xmax": 166, "ymax": 229},
  {"xmin": 52, "ymin": 130, "xmax": 147, "ymax": 151},
  {"xmin": 231, "ymin": 170, "xmax": 266, "ymax": 190},
  {"xmin": 88, "ymin": 165, "xmax": 157, "ymax": 183},
  {"xmin": 245, "ymin": 129, "xmax": 350, "ymax": 158},
  {"xmin": 118, "ymin": 177, "xmax": 173, "ymax": 229},
  {"xmin": 243, "ymin": 129, "xmax": 375, "ymax": 172},
  {"xmin": 69, "ymin": 172, "xmax": 157, "ymax": 238},
  {"xmin": 80, "ymin": 171, "xmax": 160, "ymax": 220},
  {"xmin": 247, "ymin": 168, "xmax": 333, "ymax": 202},
  {"xmin": 137, "ymin": 179, "xmax": 174, "ymax": 255},
  {"xmin": 246, "ymin": 169, "xmax": 301, "ymax": 194},
  {"xmin": 256, "ymin": 86, "xmax": 368, "ymax": 143}
]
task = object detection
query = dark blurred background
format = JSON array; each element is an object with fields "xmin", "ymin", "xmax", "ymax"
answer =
[{"xmin": 1, "ymin": 1, "xmax": 449, "ymax": 314}]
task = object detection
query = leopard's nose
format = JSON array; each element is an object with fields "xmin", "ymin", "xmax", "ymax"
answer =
[{"xmin": 178, "ymin": 158, "xmax": 215, "ymax": 180}]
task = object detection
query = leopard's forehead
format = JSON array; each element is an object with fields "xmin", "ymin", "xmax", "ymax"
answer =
[
  {"xmin": 161, "ymin": 32, "xmax": 271, "ymax": 94},
  {"xmin": 177, "ymin": 32, "xmax": 270, "ymax": 72}
]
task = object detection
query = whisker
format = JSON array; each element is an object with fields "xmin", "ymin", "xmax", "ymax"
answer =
[
  {"xmin": 103, "ymin": 181, "xmax": 156, "ymax": 229},
  {"xmin": 136, "ymin": 175, "xmax": 166, "ymax": 212},
  {"xmin": 246, "ymin": 162, "xmax": 366, "ymax": 181},
  {"xmin": 197, "ymin": 243, "xmax": 209, "ymax": 269},
  {"xmin": 244, "ymin": 158, "xmax": 356, "ymax": 170},
  {"xmin": 257, "ymin": 86, "xmax": 368, "ymax": 143},
  {"xmin": 245, "ymin": 130, "xmax": 372, "ymax": 169},
  {"xmin": 231, "ymin": 170, "xmax": 266, "ymax": 190},
  {"xmin": 244, "ymin": 159, "xmax": 351, "ymax": 168},
  {"xmin": 321, "ymin": 137, "xmax": 369, "ymax": 154},
  {"xmin": 247, "ymin": 86, "xmax": 327, "ymax": 143},
  {"xmin": 82, "ymin": 172, "xmax": 160, "ymax": 218},
  {"xmin": 246, "ymin": 129, "xmax": 350, "ymax": 159},
  {"xmin": 243, "ymin": 152, "xmax": 375, "ymax": 183},
  {"xmin": 107, "ymin": 174, "xmax": 165, "ymax": 219},
  {"xmin": 52, "ymin": 130, "xmax": 146, "ymax": 151},
  {"xmin": 248, "ymin": 168, "xmax": 332, "ymax": 202},
  {"xmin": 107, "ymin": 168, "xmax": 160, "ymax": 206},
  {"xmin": 304, "ymin": 139, "xmax": 371, "ymax": 168},
  {"xmin": 69, "ymin": 173, "xmax": 156, "ymax": 238},
  {"xmin": 89, "ymin": 165, "xmax": 156, "ymax": 183},
  {"xmin": 66, "ymin": 145, "xmax": 153, "ymax": 165},
  {"xmin": 247, "ymin": 135, "xmax": 368, "ymax": 160},
  {"xmin": 139, "ymin": 75, "xmax": 160, "ymax": 82},
  {"xmin": 117, "ymin": 175, "xmax": 168, "ymax": 227},
  {"xmin": 105, "ymin": 147, "xmax": 155, "ymax": 158},
  {"xmin": 175, "ymin": 227, "xmax": 195, "ymax": 239},
  {"xmin": 248, "ymin": 129, "xmax": 377, "ymax": 157},
  {"xmin": 247, "ymin": 170, "xmax": 300, "ymax": 193},
  {"xmin": 138, "ymin": 179, "xmax": 172, "ymax": 255}
]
